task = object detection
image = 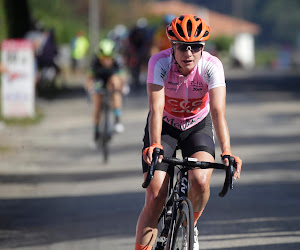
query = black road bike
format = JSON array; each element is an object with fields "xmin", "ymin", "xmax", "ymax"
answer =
[
  {"xmin": 99, "ymin": 89, "xmax": 114, "ymax": 163},
  {"xmin": 142, "ymin": 148, "xmax": 236, "ymax": 250}
]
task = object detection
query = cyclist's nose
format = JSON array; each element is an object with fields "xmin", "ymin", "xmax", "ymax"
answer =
[{"xmin": 185, "ymin": 49, "xmax": 193, "ymax": 57}]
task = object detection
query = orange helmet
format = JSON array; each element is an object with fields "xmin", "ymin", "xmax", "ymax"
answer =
[{"xmin": 166, "ymin": 14, "xmax": 210, "ymax": 43}]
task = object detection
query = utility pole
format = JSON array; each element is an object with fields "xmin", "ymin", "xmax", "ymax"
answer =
[{"xmin": 89, "ymin": 0, "xmax": 100, "ymax": 55}]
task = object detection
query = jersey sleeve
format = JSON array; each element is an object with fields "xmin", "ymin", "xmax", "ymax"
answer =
[
  {"xmin": 147, "ymin": 52, "xmax": 169, "ymax": 86},
  {"xmin": 203, "ymin": 55, "xmax": 226, "ymax": 90}
]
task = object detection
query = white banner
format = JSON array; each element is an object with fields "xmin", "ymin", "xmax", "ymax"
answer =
[{"xmin": 1, "ymin": 39, "xmax": 35, "ymax": 118}]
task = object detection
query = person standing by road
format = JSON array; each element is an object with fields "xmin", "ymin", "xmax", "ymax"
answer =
[
  {"xmin": 85, "ymin": 38, "xmax": 126, "ymax": 148},
  {"xmin": 135, "ymin": 14, "xmax": 242, "ymax": 250},
  {"xmin": 71, "ymin": 30, "xmax": 89, "ymax": 74}
]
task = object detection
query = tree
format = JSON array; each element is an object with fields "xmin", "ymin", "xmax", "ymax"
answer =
[{"xmin": 3, "ymin": 0, "xmax": 32, "ymax": 38}]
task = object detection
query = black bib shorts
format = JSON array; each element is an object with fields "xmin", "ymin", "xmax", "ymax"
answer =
[{"xmin": 142, "ymin": 114, "xmax": 215, "ymax": 174}]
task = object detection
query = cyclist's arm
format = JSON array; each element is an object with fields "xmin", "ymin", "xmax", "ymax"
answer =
[
  {"xmin": 209, "ymin": 86, "xmax": 231, "ymax": 154},
  {"xmin": 145, "ymin": 83, "xmax": 165, "ymax": 165},
  {"xmin": 209, "ymin": 86, "xmax": 242, "ymax": 179}
]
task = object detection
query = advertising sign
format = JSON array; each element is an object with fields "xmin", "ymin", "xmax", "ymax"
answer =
[{"xmin": 1, "ymin": 39, "xmax": 35, "ymax": 118}]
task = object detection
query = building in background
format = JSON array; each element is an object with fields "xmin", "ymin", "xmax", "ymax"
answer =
[{"xmin": 145, "ymin": 0, "xmax": 260, "ymax": 69}]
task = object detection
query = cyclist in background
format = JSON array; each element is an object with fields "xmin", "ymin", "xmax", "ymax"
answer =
[
  {"xmin": 135, "ymin": 14, "xmax": 242, "ymax": 250},
  {"xmin": 126, "ymin": 18, "xmax": 152, "ymax": 91},
  {"xmin": 85, "ymin": 38, "xmax": 126, "ymax": 148},
  {"xmin": 150, "ymin": 14, "xmax": 175, "ymax": 55}
]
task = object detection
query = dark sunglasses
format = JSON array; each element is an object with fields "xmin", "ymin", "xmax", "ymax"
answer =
[{"xmin": 174, "ymin": 43, "xmax": 204, "ymax": 53}]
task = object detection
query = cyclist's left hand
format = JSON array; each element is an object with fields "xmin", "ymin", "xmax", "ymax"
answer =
[
  {"xmin": 221, "ymin": 151, "xmax": 242, "ymax": 180},
  {"xmin": 142, "ymin": 143, "xmax": 163, "ymax": 166}
]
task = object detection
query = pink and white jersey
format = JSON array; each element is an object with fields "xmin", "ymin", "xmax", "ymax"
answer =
[{"xmin": 147, "ymin": 48, "xmax": 226, "ymax": 130}]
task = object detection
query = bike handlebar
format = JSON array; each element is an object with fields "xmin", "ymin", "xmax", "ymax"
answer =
[{"xmin": 142, "ymin": 148, "xmax": 236, "ymax": 197}]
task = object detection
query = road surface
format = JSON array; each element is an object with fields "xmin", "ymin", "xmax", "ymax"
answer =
[{"xmin": 0, "ymin": 69, "xmax": 300, "ymax": 249}]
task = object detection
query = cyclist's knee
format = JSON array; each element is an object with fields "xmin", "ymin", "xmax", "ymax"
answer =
[{"xmin": 190, "ymin": 171, "xmax": 211, "ymax": 194}]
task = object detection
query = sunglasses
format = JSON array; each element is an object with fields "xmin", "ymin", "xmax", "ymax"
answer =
[{"xmin": 174, "ymin": 43, "xmax": 204, "ymax": 53}]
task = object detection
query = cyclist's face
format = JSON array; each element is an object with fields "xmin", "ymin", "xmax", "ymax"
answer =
[
  {"xmin": 173, "ymin": 43, "xmax": 204, "ymax": 75},
  {"xmin": 99, "ymin": 56, "xmax": 113, "ymax": 68}
]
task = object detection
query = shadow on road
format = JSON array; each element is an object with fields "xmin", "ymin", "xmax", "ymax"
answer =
[{"xmin": 0, "ymin": 157, "xmax": 299, "ymax": 249}]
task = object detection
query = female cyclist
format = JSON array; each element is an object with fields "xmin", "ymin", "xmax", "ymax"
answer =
[{"xmin": 135, "ymin": 14, "xmax": 243, "ymax": 250}]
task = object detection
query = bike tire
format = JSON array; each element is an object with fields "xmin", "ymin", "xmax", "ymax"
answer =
[
  {"xmin": 170, "ymin": 198, "xmax": 194, "ymax": 250},
  {"xmin": 102, "ymin": 138, "xmax": 109, "ymax": 163},
  {"xmin": 154, "ymin": 208, "xmax": 169, "ymax": 250},
  {"xmin": 102, "ymin": 94, "xmax": 111, "ymax": 163}
]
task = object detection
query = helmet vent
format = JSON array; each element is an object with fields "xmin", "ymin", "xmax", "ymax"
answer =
[
  {"xmin": 168, "ymin": 30, "xmax": 176, "ymax": 38},
  {"xmin": 179, "ymin": 16, "xmax": 184, "ymax": 21},
  {"xmin": 187, "ymin": 20, "xmax": 192, "ymax": 36},
  {"xmin": 195, "ymin": 24, "xmax": 203, "ymax": 37},
  {"xmin": 203, "ymin": 31, "xmax": 209, "ymax": 37},
  {"xmin": 176, "ymin": 23, "xmax": 185, "ymax": 37}
]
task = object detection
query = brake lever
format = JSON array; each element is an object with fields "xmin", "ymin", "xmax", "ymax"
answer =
[
  {"xmin": 142, "ymin": 148, "xmax": 164, "ymax": 188},
  {"xmin": 219, "ymin": 155, "xmax": 235, "ymax": 197}
]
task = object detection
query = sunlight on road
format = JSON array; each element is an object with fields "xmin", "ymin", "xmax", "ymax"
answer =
[{"xmin": 198, "ymin": 230, "xmax": 300, "ymax": 249}]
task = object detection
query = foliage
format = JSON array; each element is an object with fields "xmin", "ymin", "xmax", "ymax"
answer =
[
  {"xmin": 260, "ymin": 0, "xmax": 300, "ymax": 45},
  {"xmin": 0, "ymin": 107, "xmax": 44, "ymax": 126},
  {"xmin": 28, "ymin": 0, "xmax": 88, "ymax": 44},
  {"xmin": 0, "ymin": 0, "xmax": 8, "ymax": 42},
  {"xmin": 255, "ymin": 47, "xmax": 278, "ymax": 68},
  {"xmin": 210, "ymin": 36, "xmax": 234, "ymax": 52}
]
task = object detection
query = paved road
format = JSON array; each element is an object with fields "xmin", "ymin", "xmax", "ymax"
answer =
[{"xmin": 0, "ymin": 70, "xmax": 300, "ymax": 249}]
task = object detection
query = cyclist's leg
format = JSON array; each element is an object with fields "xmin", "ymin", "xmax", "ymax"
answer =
[
  {"xmin": 180, "ymin": 115, "xmax": 215, "ymax": 226},
  {"xmin": 107, "ymin": 74, "xmax": 124, "ymax": 122},
  {"xmin": 88, "ymin": 79, "xmax": 105, "ymax": 142},
  {"xmin": 91, "ymin": 92, "xmax": 103, "ymax": 141},
  {"xmin": 135, "ymin": 170, "xmax": 169, "ymax": 248},
  {"xmin": 188, "ymin": 152, "xmax": 214, "ymax": 224},
  {"xmin": 135, "ymin": 119, "xmax": 178, "ymax": 248}
]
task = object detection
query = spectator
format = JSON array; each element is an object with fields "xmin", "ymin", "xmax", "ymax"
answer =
[{"xmin": 71, "ymin": 30, "xmax": 90, "ymax": 74}]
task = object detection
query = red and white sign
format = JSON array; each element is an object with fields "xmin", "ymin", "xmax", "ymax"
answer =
[{"xmin": 1, "ymin": 39, "xmax": 35, "ymax": 118}]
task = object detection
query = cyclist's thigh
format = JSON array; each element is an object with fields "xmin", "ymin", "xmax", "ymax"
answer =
[
  {"xmin": 93, "ymin": 79, "xmax": 107, "ymax": 95},
  {"xmin": 107, "ymin": 74, "xmax": 123, "ymax": 91},
  {"xmin": 144, "ymin": 170, "xmax": 169, "ymax": 201},
  {"xmin": 180, "ymin": 115, "xmax": 215, "ymax": 159},
  {"xmin": 142, "ymin": 118, "xmax": 178, "ymax": 174}
]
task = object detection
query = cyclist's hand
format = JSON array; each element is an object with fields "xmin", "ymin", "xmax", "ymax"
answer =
[
  {"xmin": 85, "ymin": 78, "xmax": 95, "ymax": 94},
  {"xmin": 143, "ymin": 143, "xmax": 163, "ymax": 166},
  {"xmin": 221, "ymin": 151, "xmax": 242, "ymax": 180}
]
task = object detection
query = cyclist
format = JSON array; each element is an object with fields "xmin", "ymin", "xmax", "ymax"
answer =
[
  {"xmin": 85, "ymin": 38, "xmax": 125, "ymax": 147},
  {"xmin": 151, "ymin": 14, "xmax": 175, "ymax": 55},
  {"xmin": 135, "ymin": 14, "xmax": 242, "ymax": 250}
]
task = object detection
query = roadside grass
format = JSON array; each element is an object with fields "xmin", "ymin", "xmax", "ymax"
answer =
[
  {"xmin": 0, "ymin": 108, "xmax": 44, "ymax": 126},
  {"xmin": 0, "ymin": 145, "xmax": 11, "ymax": 153}
]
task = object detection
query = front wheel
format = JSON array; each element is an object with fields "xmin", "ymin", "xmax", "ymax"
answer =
[
  {"xmin": 171, "ymin": 199, "xmax": 194, "ymax": 250},
  {"xmin": 102, "ymin": 94, "xmax": 112, "ymax": 163}
]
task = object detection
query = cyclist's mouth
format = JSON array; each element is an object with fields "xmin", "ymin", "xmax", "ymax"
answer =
[{"xmin": 183, "ymin": 59, "xmax": 193, "ymax": 65}]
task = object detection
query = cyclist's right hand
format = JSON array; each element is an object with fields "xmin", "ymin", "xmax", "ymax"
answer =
[
  {"xmin": 142, "ymin": 143, "xmax": 163, "ymax": 166},
  {"xmin": 221, "ymin": 151, "xmax": 242, "ymax": 180}
]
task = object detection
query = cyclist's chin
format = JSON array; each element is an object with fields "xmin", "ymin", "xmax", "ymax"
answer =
[{"xmin": 178, "ymin": 63, "xmax": 195, "ymax": 75}]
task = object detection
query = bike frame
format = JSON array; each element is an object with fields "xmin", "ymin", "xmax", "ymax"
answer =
[
  {"xmin": 166, "ymin": 166, "xmax": 191, "ymax": 249},
  {"xmin": 143, "ymin": 148, "xmax": 236, "ymax": 250}
]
